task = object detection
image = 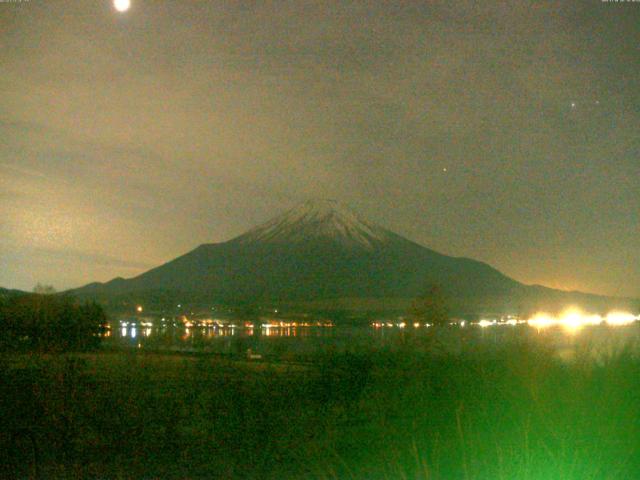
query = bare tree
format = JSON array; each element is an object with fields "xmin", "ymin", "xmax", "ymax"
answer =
[
  {"xmin": 409, "ymin": 285, "xmax": 449, "ymax": 327},
  {"xmin": 33, "ymin": 284, "xmax": 56, "ymax": 295}
]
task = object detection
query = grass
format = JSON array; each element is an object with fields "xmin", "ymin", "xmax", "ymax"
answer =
[{"xmin": 1, "ymin": 341, "xmax": 640, "ymax": 479}]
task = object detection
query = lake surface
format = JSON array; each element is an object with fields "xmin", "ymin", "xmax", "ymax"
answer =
[{"xmin": 103, "ymin": 319, "xmax": 640, "ymax": 360}]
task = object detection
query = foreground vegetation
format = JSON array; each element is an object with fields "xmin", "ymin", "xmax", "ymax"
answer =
[{"xmin": 1, "ymin": 342, "xmax": 640, "ymax": 479}]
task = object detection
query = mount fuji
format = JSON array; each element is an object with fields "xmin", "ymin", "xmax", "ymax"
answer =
[{"xmin": 69, "ymin": 200, "xmax": 630, "ymax": 315}]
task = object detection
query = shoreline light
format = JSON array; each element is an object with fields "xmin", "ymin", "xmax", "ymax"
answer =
[
  {"xmin": 605, "ymin": 311, "xmax": 637, "ymax": 326},
  {"xmin": 368, "ymin": 311, "xmax": 639, "ymax": 331},
  {"xmin": 527, "ymin": 308, "xmax": 639, "ymax": 332}
]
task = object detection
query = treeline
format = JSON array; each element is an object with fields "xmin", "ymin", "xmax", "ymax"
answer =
[{"xmin": 0, "ymin": 294, "xmax": 107, "ymax": 352}]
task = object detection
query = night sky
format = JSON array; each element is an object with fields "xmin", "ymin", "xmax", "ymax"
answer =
[{"xmin": 1, "ymin": 1, "xmax": 638, "ymax": 297}]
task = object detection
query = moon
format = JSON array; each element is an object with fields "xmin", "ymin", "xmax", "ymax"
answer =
[{"xmin": 113, "ymin": 0, "xmax": 131, "ymax": 12}]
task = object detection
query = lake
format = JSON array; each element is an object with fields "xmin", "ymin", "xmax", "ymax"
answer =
[{"xmin": 103, "ymin": 318, "xmax": 640, "ymax": 360}]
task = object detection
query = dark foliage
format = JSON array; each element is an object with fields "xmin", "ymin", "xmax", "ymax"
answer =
[
  {"xmin": 409, "ymin": 284, "xmax": 449, "ymax": 326},
  {"xmin": 0, "ymin": 294, "xmax": 107, "ymax": 352}
]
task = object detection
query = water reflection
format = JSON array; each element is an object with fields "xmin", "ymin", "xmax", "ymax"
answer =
[
  {"xmin": 114, "ymin": 323, "xmax": 339, "ymax": 340},
  {"xmin": 105, "ymin": 315, "xmax": 640, "ymax": 360}
]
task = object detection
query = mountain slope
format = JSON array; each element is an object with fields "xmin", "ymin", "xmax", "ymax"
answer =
[{"xmin": 68, "ymin": 200, "xmax": 632, "ymax": 314}]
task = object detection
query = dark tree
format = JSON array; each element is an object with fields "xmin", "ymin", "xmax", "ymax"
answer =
[
  {"xmin": 33, "ymin": 284, "xmax": 56, "ymax": 295},
  {"xmin": 0, "ymin": 295, "xmax": 108, "ymax": 352},
  {"xmin": 409, "ymin": 285, "xmax": 449, "ymax": 327}
]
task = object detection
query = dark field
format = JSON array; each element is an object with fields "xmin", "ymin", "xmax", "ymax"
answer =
[{"xmin": 2, "ymin": 341, "xmax": 640, "ymax": 479}]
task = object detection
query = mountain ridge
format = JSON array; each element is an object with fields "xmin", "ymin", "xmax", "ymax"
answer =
[{"xmin": 67, "ymin": 200, "xmax": 635, "ymax": 315}]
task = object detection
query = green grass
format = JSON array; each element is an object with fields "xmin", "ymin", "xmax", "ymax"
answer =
[{"xmin": 1, "ymin": 342, "xmax": 640, "ymax": 479}]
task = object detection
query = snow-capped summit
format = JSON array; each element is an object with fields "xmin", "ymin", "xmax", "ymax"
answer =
[{"xmin": 236, "ymin": 199, "xmax": 390, "ymax": 249}]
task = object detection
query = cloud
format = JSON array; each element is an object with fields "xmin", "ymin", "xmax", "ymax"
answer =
[{"xmin": 0, "ymin": 0, "xmax": 638, "ymax": 296}]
